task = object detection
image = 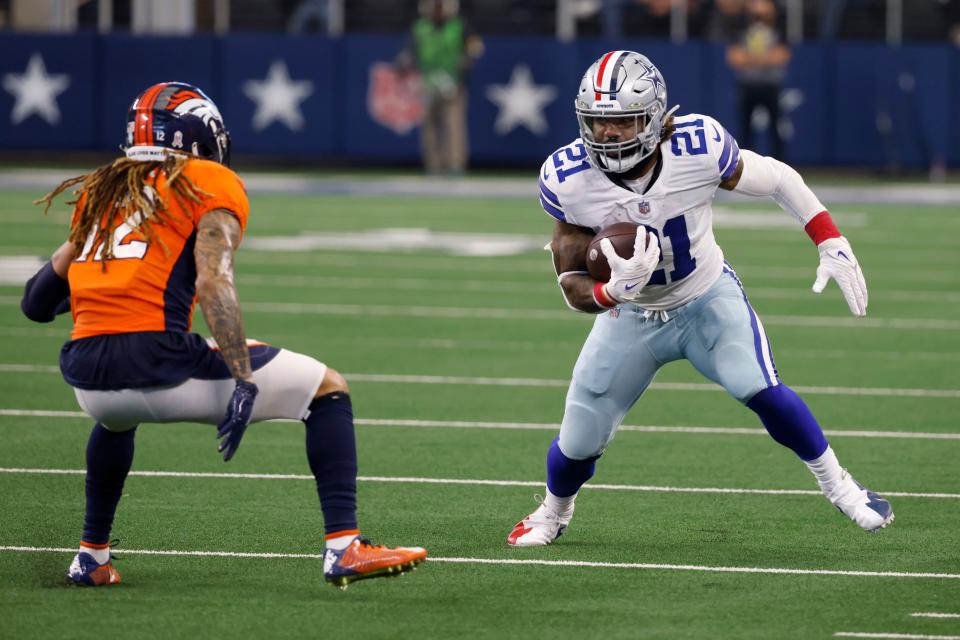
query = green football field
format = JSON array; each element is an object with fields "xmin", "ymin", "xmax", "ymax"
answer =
[{"xmin": 0, "ymin": 177, "xmax": 958, "ymax": 639}]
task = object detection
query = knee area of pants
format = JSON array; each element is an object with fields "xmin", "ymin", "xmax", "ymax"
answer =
[
  {"xmin": 557, "ymin": 438, "xmax": 604, "ymax": 461},
  {"xmin": 712, "ymin": 346, "xmax": 769, "ymax": 403},
  {"xmin": 559, "ymin": 401, "xmax": 611, "ymax": 459},
  {"xmin": 317, "ymin": 367, "xmax": 349, "ymax": 397}
]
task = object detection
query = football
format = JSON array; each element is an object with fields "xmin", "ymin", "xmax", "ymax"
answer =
[{"xmin": 585, "ymin": 222, "xmax": 644, "ymax": 282}]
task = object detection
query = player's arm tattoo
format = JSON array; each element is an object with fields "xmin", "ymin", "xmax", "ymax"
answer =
[
  {"xmin": 551, "ymin": 220, "xmax": 605, "ymax": 313},
  {"xmin": 195, "ymin": 209, "xmax": 253, "ymax": 383},
  {"xmin": 719, "ymin": 157, "xmax": 745, "ymax": 191}
]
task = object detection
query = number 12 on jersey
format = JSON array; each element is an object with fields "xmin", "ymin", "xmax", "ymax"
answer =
[{"xmin": 645, "ymin": 214, "xmax": 696, "ymax": 285}]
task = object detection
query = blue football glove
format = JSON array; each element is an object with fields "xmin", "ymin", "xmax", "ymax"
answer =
[{"xmin": 216, "ymin": 379, "xmax": 259, "ymax": 462}]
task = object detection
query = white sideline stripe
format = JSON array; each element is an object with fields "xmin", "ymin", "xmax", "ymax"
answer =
[
  {"xmin": 4, "ymin": 326, "xmax": 960, "ymax": 364},
  {"xmin": 910, "ymin": 613, "xmax": 960, "ymax": 619},
  {"xmin": 835, "ymin": 634, "xmax": 960, "ymax": 639},
  {"xmin": 3, "ymin": 294, "xmax": 960, "ymax": 329},
  {"xmin": 236, "ymin": 276, "xmax": 960, "ymax": 304},
  {"xmin": 3, "ymin": 365, "xmax": 958, "ymax": 398},
  {"xmin": 0, "ymin": 364, "xmax": 61, "ymax": 372},
  {"xmin": 357, "ymin": 418, "xmax": 960, "ymax": 441},
  {"xmin": 3, "ymin": 409, "xmax": 960, "ymax": 442},
  {"xmin": 2, "ymin": 467, "xmax": 957, "ymax": 500},
  {"xmin": 748, "ymin": 287, "xmax": 960, "ymax": 305},
  {"xmin": 345, "ymin": 374, "xmax": 960, "ymax": 400},
  {"xmin": 2, "ymin": 545, "xmax": 959, "ymax": 581},
  {"xmin": 0, "ymin": 409, "xmax": 86, "ymax": 417},
  {"xmin": 240, "ymin": 301, "xmax": 960, "ymax": 331}
]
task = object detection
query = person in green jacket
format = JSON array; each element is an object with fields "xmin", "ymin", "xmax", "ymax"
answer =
[{"xmin": 399, "ymin": 0, "xmax": 484, "ymax": 175}]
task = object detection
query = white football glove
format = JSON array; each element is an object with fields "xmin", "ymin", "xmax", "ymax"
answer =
[
  {"xmin": 599, "ymin": 228, "xmax": 661, "ymax": 303},
  {"xmin": 812, "ymin": 236, "xmax": 868, "ymax": 316}
]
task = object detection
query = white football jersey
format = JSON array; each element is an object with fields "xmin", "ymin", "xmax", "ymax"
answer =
[{"xmin": 538, "ymin": 113, "xmax": 741, "ymax": 311}]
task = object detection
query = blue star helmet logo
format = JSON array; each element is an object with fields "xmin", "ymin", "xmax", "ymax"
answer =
[{"xmin": 635, "ymin": 60, "xmax": 665, "ymax": 96}]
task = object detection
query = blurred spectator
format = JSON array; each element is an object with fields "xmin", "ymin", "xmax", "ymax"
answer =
[
  {"xmin": 937, "ymin": 0, "xmax": 960, "ymax": 43},
  {"xmin": 596, "ymin": 0, "xmax": 705, "ymax": 39},
  {"xmin": 706, "ymin": 0, "xmax": 745, "ymax": 42},
  {"xmin": 726, "ymin": 0, "xmax": 790, "ymax": 159},
  {"xmin": 288, "ymin": 0, "xmax": 330, "ymax": 33},
  {"xmin": 397, "ymin": 0, "xmax": 484, "ymax": 175}
]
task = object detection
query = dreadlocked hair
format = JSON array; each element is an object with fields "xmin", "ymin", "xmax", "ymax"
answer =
[
  {"xmin": 35, "ymin": 154, "xmax": 210, "ymax": 269},
  {"xmin": 659, "ymin": 115, "xmax": 676, "ymax": 144}
]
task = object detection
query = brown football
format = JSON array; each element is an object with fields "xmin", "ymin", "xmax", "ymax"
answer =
[{"xmin": 585, "ymin": 222, "xmax": 644, "ymax": 282}]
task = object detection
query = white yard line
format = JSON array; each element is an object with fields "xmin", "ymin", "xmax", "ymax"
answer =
[
  {"xmin": 1, "ymin": 545, "xmax": 958, "ymax": 581},
  {"xmin": 2, "ymin": 409, "xmax": 960, "ymax": 442},
  {"xmin": 240, "ymin": 302, "xmax": 960, "ymax": 331},
  {"xmin": 238, "ymin": 273, "xmax": 550, "ymax": 294},
  {"xmin": 910, "ymin": 614, "xmax": 960, "ymax": 619},
  {"xmin": 3, "ymin": 327, "xmax": 958, "ymax": 364},
  {"xmin": 1, "ymin": 467, "xmax": 956, "ymax": 499},
  {"xmin": 1, "ymin": 294, "xmax": 960, "ymax": 329},
  {"xmin": 835, "ymin": 633, "xmax": 960, "ymax": 639},
  {"xmin": 233, "ymin": 275, "xmax": 960, "ymax": 304},
  {"xmin": 2, "ymin": 365, "xmax": 958, "ymax": 398},
  {"xmin": 357, "ymin": 418, "xmax": 960, "ymax": 441},
  {"xmin": 4, "ymin": 169, "xmax": 960, "ymax": 205},
  {"xmin": 345, "ymin": 374, "xmax": 960, "ymax": 399},
  {"xmin": 747, "ymin": 287, "xmax": 960, "ymax": 304}
]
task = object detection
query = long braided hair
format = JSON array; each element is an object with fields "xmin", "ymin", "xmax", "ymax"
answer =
[{"xmin": 36, "ymin": 154, "xmax": 209, "ymax": 266}]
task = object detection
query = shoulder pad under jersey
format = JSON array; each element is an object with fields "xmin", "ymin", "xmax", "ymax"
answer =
[{"xmin": 537, "ymin": 139, "xmax": 594, "ymax": 226}]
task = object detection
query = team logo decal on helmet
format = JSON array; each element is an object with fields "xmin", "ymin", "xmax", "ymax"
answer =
[
  {"xmin": 123, "ymin": 82, "xmax": 231, "ymax": 166},
  {"xmin": 575, "ymin": 51, "xmax": 678, "ymax": 173}
]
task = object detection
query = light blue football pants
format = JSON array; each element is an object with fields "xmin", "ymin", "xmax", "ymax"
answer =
[{"xmin": 559, "ymin": 266, "xmax": 780, "ymax": 460}]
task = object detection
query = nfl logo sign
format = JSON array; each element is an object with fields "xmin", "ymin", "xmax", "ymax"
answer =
[
  {"xmin": 368, "ymin": 62, "xmax": 424, "ymax": 135},
  {"xmin": 638, "ymin": 201, "xmax": 651, "ymax": 215}
]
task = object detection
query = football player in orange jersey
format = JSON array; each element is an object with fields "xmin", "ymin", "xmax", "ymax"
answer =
[{"xmin": 21, "ymin": 82, "xmax": 426, "ymax": 589}]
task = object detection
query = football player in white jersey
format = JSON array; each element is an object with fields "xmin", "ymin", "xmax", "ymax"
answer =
[{"xmin": 508, "ymin": 50, "xmax": 892, "ymax": 547}]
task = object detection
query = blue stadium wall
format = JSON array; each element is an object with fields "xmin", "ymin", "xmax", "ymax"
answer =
[{"xmin": 0, "ymin": 32, "xmax": 957, "ymax": 168}]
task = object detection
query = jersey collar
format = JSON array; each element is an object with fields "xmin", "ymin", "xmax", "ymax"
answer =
[{"xmin": 603, "ymin": 149, "xmax": 663, "ymax": 196}]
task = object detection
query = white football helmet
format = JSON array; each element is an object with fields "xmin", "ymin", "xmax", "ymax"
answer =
[{"xmin": 575, "ymin": 51, "xmax": 677, "ymax": 173}]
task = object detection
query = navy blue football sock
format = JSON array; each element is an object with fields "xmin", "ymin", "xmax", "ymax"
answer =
[
  {"xmin": 82, "ymin": 423, "xmax": 136, "ymax": 545},
  {"xmin": 747, "ymin": 384, "xmax": 829, "ymax": 461},
  {"xmin": 304, "ymin": 392, "xmax": 358, "ymax": 536},
  {"xmin": 546, "ymin": 436, "xmax": 598, "ymax": 498}
]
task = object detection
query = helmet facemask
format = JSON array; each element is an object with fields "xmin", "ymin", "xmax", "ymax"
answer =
[
  {"xmin": 575, "ymin": 51, "xmax": 676, "ymax": 174},
  {"xmin": 576, "ymin": 102, "xmax": 665, "ymax": 173}
]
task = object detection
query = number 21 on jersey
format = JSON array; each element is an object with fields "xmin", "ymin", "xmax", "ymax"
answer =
[
  {"xmin": 646, "ymin": 214, "xmax": 696, "ymax": 285},
  {"xmin": 551, "ymin": 142, "xmax": 590, "ymax": 183}
]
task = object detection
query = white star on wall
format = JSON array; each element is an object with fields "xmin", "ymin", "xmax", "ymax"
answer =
[
  {"xmin": 485, "ymin": 64, "xmax": 557, "ymax": 136},
  {"xmin": 2, "ymin": 54, "xmax": 70, "ymax": 126},
  {"xmin": 243, "ymin": 60, "xmax": 314, "ymax": 132}
]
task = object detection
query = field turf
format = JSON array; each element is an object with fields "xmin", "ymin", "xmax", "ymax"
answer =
[{"xmin": 0, "ymin": 179, "xmax": 958, "ymax": 639}]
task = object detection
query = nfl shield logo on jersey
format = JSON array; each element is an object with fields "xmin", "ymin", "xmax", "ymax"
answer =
[
  {"xmin": 368, "ymin": 63, "xmax": 424, "ymax": 135},
  {"xmin": 638, "ymin": 201, "xmax": 651, "ymax": 215}
]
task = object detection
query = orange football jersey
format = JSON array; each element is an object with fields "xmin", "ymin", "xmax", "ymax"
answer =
[{"xmin": 67, "ymin": 159, "xmax": 249, "ymax": 340}]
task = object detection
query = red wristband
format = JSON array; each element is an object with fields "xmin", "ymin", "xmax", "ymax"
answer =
[
  {"xmin": 804, "ymin": 211, "xmax": 841, "ymax": 245},
  {"xmin": 592, "ymin": 282, "xmax": 617, "ymax": 308}
]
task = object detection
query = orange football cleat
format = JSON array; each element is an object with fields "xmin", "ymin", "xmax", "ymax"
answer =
[
  {"xmin": 323, "ymin": 538, "xmax": 427, "ymax": 589},
  {"xmin": 66, "ymin": 552, "xmax": 121, "ymax": 586}
]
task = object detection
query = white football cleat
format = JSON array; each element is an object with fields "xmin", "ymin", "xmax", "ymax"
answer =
[
  {"xmin": 507, "ymin": 499, "xmax": 573, "ymax": 547},
  {"xmin": 827, "ymin": 469, "xmax": 894, "ymax": 532}
]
